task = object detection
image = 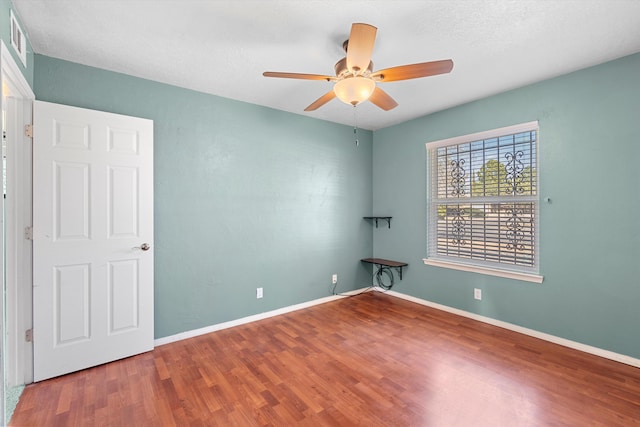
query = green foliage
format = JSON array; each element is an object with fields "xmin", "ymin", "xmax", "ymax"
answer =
[
  {"xmin": 472, "ymin": 159, "xmax": 536, "ymax": 196},
  {"xmin": 472, "ymin": 159, "xmax": 506, "ymax": 196}
]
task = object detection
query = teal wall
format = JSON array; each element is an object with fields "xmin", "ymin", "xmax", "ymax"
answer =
[
  {"xmin": 0, "ymin": 0, "xmax": 33, "ymax": 87},
  {"xmin": 34, "ymin": 55, "xmax": 374, "ymax": 339},
  {"xmin": 25, "ymin": 18, "xmax": 640, "ymax": 359},
  {"xmin": 372, "ymin": 52, "xmax": 640, "ymax": 359}
]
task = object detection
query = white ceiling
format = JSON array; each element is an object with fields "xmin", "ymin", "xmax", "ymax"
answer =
[{"xmin": 12, "ymin": 0, "xmax": 640, "ymax": 131}]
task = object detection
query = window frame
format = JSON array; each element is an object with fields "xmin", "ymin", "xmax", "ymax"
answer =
[{"xmin": 423, "ymin": 121, "xmax": 543, "ymax": 283}]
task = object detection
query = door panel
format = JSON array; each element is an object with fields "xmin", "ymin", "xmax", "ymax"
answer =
[
  {"xmin": 33, "ymin": 101, "xmax": 154, "ymax": 381},
  {"xmin": 108, "ymin": 259, "xmax": 139, "ymax": 332},
  {"xmin": 55, "ymin": 264, "xmax": 90, "ymax": 344},
  {"xmin": 108, "ymin": 166, "xmax": 138, "ymax": 237},
  {"xmin": 54, "ymin": 161, "xmax": 90, "ymax": 240}
]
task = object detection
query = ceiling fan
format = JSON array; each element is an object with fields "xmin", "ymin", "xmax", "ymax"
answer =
[{"xmin": 263, "ymin": 23, "xmax": 454, "ymax": 112}]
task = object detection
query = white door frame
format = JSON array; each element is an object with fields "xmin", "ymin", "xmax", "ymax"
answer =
[{"xmin": 1, "ymin": 39, "xmax": 35, "ymax": 422}]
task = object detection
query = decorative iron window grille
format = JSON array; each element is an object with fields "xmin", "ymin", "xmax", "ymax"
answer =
[{"xmin": 427, "ymin": 122, "xmax": 539, "ymax": 272}]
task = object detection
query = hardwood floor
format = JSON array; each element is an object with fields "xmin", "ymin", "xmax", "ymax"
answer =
[{"xmin": 10, "ymin": 292, "xmax": 640, "ymax": 426}]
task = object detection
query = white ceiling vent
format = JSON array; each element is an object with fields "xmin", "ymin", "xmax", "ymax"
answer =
[{"xmin": 10, "ymin": 10, "xmax": 27, "ymax": 67}]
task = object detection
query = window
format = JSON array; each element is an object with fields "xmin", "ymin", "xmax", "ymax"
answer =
[{"xmin": 425, "ymin": 122, "xmax": 541, "ymax": 282}]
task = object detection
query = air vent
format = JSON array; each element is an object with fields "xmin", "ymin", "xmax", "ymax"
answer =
[{"xmin": 10, "ymin": 10, "xmax": 27, "ymax": 67}]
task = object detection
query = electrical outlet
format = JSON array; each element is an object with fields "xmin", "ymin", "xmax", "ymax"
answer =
[
  {"xmin": 332, "ymin": 274, "xmax": 338, "ymax": 284},
  {"xmin": 474, "ymin": 288, "xmax": 482, "ymax": 300},
  {"xmin": 257, "ymin": 287, "xmax": 263, "ymax": 299}
]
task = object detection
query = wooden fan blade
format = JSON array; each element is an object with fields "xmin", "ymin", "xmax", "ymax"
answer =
[
  {"xmin": 368, "ymin": 87, "xmax": 398, "ymax": 111},
  {"xmin": 371, "ymin": 59, "xmax": 454, "ymax": 82},
  {"xmin": 304, "ymin": 91, "xmax": 336, "ymax": 111},
  {"xmin": 263, "ymin": 71, "xmax": 334, "ymax": 81},
  {"xmin": 346, "ymin": 23, "xmax": 377, "ymax": 74}
]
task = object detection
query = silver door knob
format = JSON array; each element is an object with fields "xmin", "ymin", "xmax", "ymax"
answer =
[{"xmin": 133, "ymin": 243, "xmax": 151, "ymax": 251}]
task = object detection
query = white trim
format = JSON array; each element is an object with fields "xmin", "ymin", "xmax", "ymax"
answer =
[
  {"xmin": 154, "ymin": 288, "xmax": 371, "ymax": 347},
  {"xmin": 383, "ymin": 289, "xmax": 640, "ymax": 369},
  {"xmin": 0, "ymin": 81, "xmax": 4, "ymax": 427},
  {"xmin": 1, "ymin": 39, "xmax": 35, "ymax": 424},
  {"xmin": 1, "ymin": 42, "xmax": 33, "ymax": 99},
  {"xmin": 425, "ymin": 120, "xmax": 539, "ymax": 149},
  {"xmin": 423, "ymin": 258, "xmax": 544, "ymax": 283}
]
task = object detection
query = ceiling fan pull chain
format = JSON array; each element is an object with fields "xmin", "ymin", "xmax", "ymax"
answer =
[{"xmin": 353, "ymin": 105, "xmax": 359, "ymax": 147}]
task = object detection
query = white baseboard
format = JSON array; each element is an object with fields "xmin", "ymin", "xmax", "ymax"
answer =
[
  {"xmin": 382, "ymin": 289, "xmax": 640, "ymax": 369},
  {"xmin": 154, "ymin": 287, "xmax": 371, "ymax": 347},
  {"xmin": 155, "ymin": 287, "xmax": 640, "ymax": 369}
]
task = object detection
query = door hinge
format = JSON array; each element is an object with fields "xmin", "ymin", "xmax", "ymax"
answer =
[
  {"xmin": 25, "ymin": 124, "xmax": 33, "ymax": 138},
  {"xmin": 25, "ymin": 329, "xmax": 33, "ymax": 342},
  {"xmin": 24, "ymin": 226, "xmax": 33, "ymax": 240}
]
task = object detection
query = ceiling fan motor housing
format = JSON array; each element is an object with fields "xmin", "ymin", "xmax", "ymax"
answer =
[{"xmin": 334, "ymin": 57, "xmax": 373, "ymax": 78}]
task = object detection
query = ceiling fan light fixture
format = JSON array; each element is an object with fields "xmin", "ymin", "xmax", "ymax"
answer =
[
  {"xmin": 263, "ymin": 23, "xmax": 453, "ymax": 112},
  {"xmin": 333, "ymin": 76, "xmax": 376, "ymax": 106}
]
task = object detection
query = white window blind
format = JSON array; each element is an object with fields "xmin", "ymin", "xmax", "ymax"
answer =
[{"xmin": 426, "ymin": 122, "xmax": 539, "ymax": 274}]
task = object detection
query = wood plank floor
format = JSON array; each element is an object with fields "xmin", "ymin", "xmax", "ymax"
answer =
[{"xmin": 10, "ymin": 292, "xmax": 640, "ymax": 426}]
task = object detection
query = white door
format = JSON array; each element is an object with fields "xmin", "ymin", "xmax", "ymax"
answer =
[{"xmin": 33, "ymin": 101, "xmax": 154, "ymax": 382}]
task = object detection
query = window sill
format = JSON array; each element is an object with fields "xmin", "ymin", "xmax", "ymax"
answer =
[{"xmin": 422, "ymin": 258, "xmax": 543, "ymax": 283}]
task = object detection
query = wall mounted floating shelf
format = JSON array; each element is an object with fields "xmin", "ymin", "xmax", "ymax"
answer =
[
  {"xmin": 363, "ymin": 216, "xmax": 392, "ymax": 228},
  {"xmin": 361, "ymin": 257, "xmax": 408, "ymax": 290}
]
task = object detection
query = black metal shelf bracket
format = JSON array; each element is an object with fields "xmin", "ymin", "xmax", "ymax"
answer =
[{"xmin": 363, "ymin": 216, "xmax": 392, "ymax": 229}]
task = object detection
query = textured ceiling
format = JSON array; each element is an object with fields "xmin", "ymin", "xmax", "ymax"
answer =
[{"xmin": 12, "ymin": 0, "xmax": 640, "ymax": 130}]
